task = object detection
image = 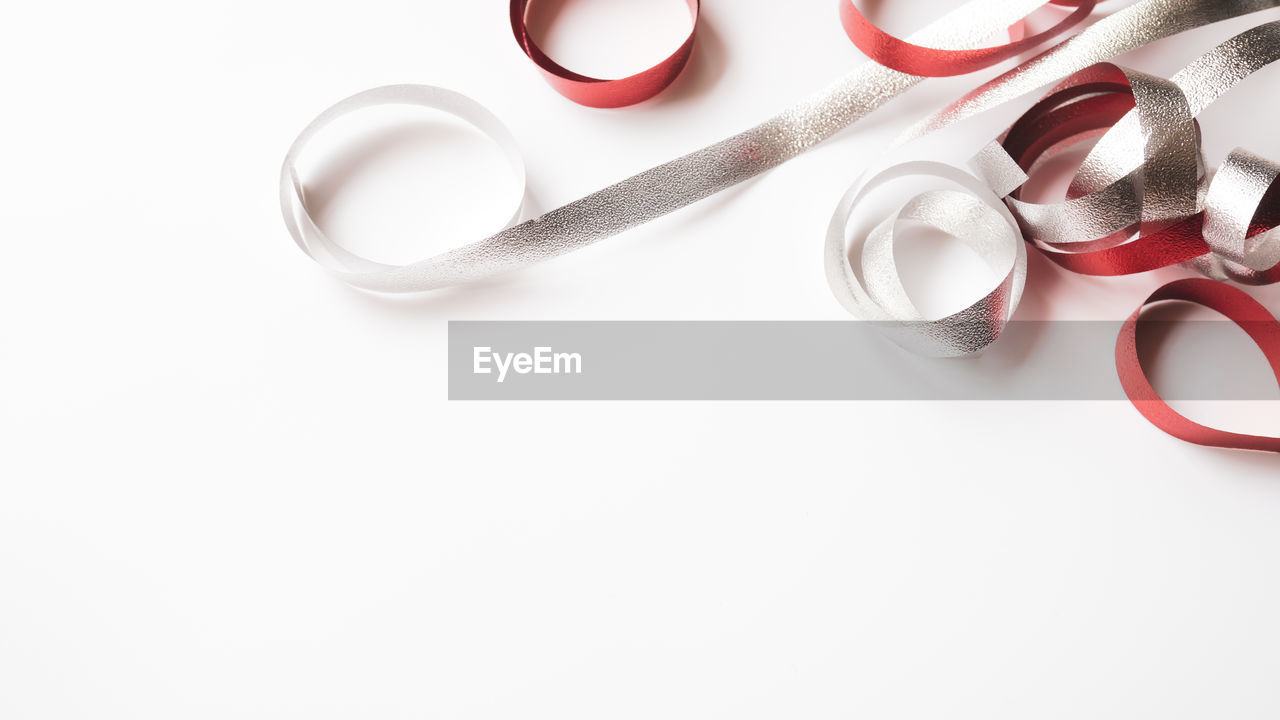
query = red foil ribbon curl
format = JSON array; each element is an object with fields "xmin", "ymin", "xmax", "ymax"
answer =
[
  {"xmin": 1117, "ymin": 279, "xmax": 1280, "ymax": 453},
  {"xmin": 510, "ymin": 0, "xmax": 699, "ymax": 108},
  {"xmin": 292, "ymin": 0, "xmax": 1280, "ymax": 451},
  {"xmin": 839, "ymin": 0, "xmax": 1097, "ymax": 77}
]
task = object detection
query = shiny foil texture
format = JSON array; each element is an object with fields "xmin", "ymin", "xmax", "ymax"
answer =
[
  {"xmin": 284, "ymin": 0, "xmax": 1277, "ymax": 294},
  {"xmin": 281, "ymin": 0, "xmax": 1280, "ymax": 452},
  {"xmin": 975, "ymin": 23, "xmax": 1280, "ymax": 282},
  {"xmin": 840, "ymin": 0, "xmax": 1097, "ymax": 77},
  {"xmin": 1118, "ymin": 279, "xmax": 1280, "ymax": 452},
  {"xmin": 960, "ymin": 22, "xmax": 1280, "ymax": 451},
  {"xmin": 510, "ymin": 0, "xmax": 700, "ymax": 108}
]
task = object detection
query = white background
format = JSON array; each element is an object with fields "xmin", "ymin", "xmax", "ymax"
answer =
[{"xmin": 5, "ymin": 1, "xmax": 1280, "ymax": 717}]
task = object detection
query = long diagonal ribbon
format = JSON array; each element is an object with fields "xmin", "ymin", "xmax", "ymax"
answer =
[{"xmin": 281, "ymin": 0, "xmax": 1280, "ymax": 294}]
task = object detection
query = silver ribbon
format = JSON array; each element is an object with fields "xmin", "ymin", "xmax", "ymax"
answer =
[
  {"xmin": 824, "ymin": 161, "xmax": 1028, "ymax": 357},
  {"xmin": 835, "ymin": 18, "xmax": 1280, "ymax": 355},
  {"xmin": 281, "ymin": 0, "xmax": 1280, "ymax": 294},
  {"xmin": 1202, "ymin": 149, "xmax": 1280, "ymax": 284}
]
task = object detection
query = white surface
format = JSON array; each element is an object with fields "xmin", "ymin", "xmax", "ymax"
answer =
[{"xmin": 4, "ymin": 1, "xmax": 1280, "ymax": 718}]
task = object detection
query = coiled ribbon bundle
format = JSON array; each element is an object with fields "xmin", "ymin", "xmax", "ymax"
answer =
[
  {"xmin": 977, "ymin": 23, "xmax": 1280, "ymax": 283},
  {"xmin": 280, "ymin": 0, "xmax": 1280, "ymax": 452},
  {"xmin": 995, "ymin": 25, "xmax": 1280, "ymax": 450},
  {"xmin": 824, "ymin": 159, "xmax": 1029, "ymax": 358}
]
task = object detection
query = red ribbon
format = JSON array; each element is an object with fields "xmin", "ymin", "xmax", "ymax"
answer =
[
  {"xmin": 513, "ymin": 0, "xmax": 1097, "ymax": 107},
  {"xmin": 839, "ymin": 0, "xmax": 1097, "ymax": 77},
  {"xmin": 510, "ymin": 0, "xmax": 700, "ymax": 108},
  {"xmin": 996, "ymin": 63, "xmax": 1280, "ymax": 279},
  {"xmin": 505, "ymin": 2, "xmax": 1280, "ymax": 453},
  {"xmin": 996, "ymin": 58, "xmax": 1280, "ymax": 452},
  {"xmin": 1117, "ymin": 278, "xmax": 1280, "ymax": 453}
]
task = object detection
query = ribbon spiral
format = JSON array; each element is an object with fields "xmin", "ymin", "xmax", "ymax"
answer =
[
  {"xmin": 825, "ymin": 161, "xmax": 1028, "ymax": 357},
  {"xmin": 832, "ymin": 21, "xmax": 1280, "ymax": 449},
  {"xmin": 979, "ymin": 23, "xmax": 1280, "ymax": 451},
  {"xmin": 976, "ymin": 22, "xmax": 1280, "ymax": 283}
]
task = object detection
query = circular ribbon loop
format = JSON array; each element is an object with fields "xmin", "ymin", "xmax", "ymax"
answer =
[
  {"xmin": 1117, "ymin": 278, "xmax": 1280, "ymax": 453},
  {"xmin": 510, "ymin": 0, "xmax": 700, "ymax": 108},
  {"xmin": 279, "ymin": 85, "xmax": 527, "ymax": 292}
]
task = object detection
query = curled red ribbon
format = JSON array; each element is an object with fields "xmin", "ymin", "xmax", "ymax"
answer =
[
  {"xmin": 510, "ymin": 0, "xmax": 700, "ymax": 108},
  {"xmin": 1117, "ymin": 278, "xmax": 1280, "ymax": 453},
  {"xmin": 978, "ymin": 28, "xmax": 1280, "ymax": 452},
  {"xmin": 839, "ymin": 0, "xmax": 1097, "ymax": 77}
]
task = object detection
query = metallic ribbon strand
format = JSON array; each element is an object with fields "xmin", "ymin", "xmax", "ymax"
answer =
[
  {"xmin": 1117, "ymin": 279, "xmax": 1280, "ymax": 452},
  {"xmin": 827, "ymin": 17, "xmax": 1280, "ymax": 356},
  {"xmin": 824, "ymin": 162, "xmax": 1028, "ymax": 357},
  {"xmin": 840, "ymin": 21, "xmax": 1280, "ymax": 449},
  {"xmin": 286, "ymin": 0, "xmax": 1280, "ymax": 294},
  {"xmin": 510, "ymin": 0, "xmax": 701, "ymax": 108},
  {"xmin": 280, "ymin": 0, "xmax": 1280, "ymax": 451},
  {"xmin": 971, "ymin": 22, "xmax": 1280, "ymax": 282},
  {"xmin": 839, "ymin": 0, "xmax": 1097, "ymax": 78}
]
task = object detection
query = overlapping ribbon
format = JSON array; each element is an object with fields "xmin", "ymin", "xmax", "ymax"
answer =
[
  {"xmin": 835, "ymin": 21, "xmax": 1280, "ymax": 352},
  {"xmin": 963, "ymin": 23, "xmax": 1280, "ymax": 450},
  {"xmin": 824, "ymin": 159, "xmax": 1029, "ymax": 357},
  {"xmin": 284, "ymin": 0, "xmax": 1278, "ymax": 293},
  {"xmin": 280, "ymin": 0, "xmax": 1280, "ymax": 452},
  {"xmin": 974, "ymin": 22, "xmax": 1280, "ymax": 282},
  {"xmin": 826, "ymin": 9, "xmax": 1280, "ymax": 450}
]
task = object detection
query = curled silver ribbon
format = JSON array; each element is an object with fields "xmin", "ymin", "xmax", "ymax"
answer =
[
  {"xmin": 836, "ymin": 19, "xmax": 1280, "ymax": 355},
  {"xmin": 977, "ymin": 21, "xmax": 1280, "ymax": 281},
  {"xmin": 279, "ymin": 85, "xmax": 527, "ymax": 287},
  {"xmin": 1202, "ymin": 150, "xmax": 1280, "ymax": 284},
  {"xmin": 824, "ymin": 161, "xmax": 1028, "ymax": 357},
  {"xmin": 280, "ymin": 0, "xmax": 1280, "ymax": 293}
]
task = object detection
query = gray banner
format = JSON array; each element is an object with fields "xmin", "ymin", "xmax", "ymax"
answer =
[{"xmin": 448, "ymin": 321, "xmax": 1280, "ymax": 401}]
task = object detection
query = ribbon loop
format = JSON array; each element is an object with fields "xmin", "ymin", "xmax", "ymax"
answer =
[
  {"xmin": 826, "ymin": 162, "xmax": 1027, "ymax": 357},
  {"xmin": 973, "ymin": 22, "xmax": 1280, "ymax": 283},
  {"xmin": 279, "ymin": 85, "xmax": 527, "ymax": 292},
  {"xmin": 1200, "ymin": 149, "xmax": 1280, "ymax": 285},
  {"xmin": 839, "ymin": 0, "xmax": 1097, "ymax": 77},
  {"xmin": 1117, "ymin": 278, "xmax": 1280, "ymax": 453},
  {"xmin": 510, "ymin": 0, "xmax": 700, "ymax": 108}
]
